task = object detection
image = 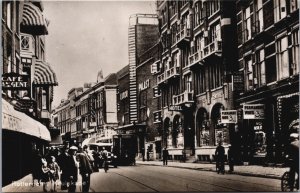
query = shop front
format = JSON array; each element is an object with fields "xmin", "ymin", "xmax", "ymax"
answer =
[{"xmin": 2, "ymin": 99, "xmax": 51, "ymax": 186}]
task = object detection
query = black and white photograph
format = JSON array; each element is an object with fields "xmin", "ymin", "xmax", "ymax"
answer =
[{"xmin": 1, "ymin": 0, "xmax": 299, "ymax": 192}]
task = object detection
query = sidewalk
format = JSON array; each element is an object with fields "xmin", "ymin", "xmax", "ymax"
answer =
[
  {"xmin": 136, "ymin": 160, "xmax": 289, "ymax": 179},
  {"xmin": 2, "ymin": 173, "xmax": 88, "ymax": 192}
]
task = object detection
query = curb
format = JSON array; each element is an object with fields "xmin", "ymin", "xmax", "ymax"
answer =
[{"xmin": 136, "ymin": 163, "xmax": 282, "ymax": 180}]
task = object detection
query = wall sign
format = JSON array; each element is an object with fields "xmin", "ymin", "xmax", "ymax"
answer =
[
  {"xmin": 168, "ymin": 105, "xmax": 182, "ymax": 111},
  {"xmin": 243, "ymin": 104, "xmax": 265, "ymax": 119},
  {"xmin": 2, "ymin": 73, "xmax": 29, "ymax": 90},
  {"xmin": 221, "ymin": 110, "xmax": 237, "ymax": 124},
  {"xmin": 138, "ymin": 79, "xmax": 150, "ymax": 91}
]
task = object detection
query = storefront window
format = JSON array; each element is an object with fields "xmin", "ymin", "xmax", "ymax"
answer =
[{"xmin": 253, "ymin": 122, "xmax": 267, "ymax": 156}]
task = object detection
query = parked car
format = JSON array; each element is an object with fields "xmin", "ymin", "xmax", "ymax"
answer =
[{"xmin": 87, "ymin": 143, "xmax": 118, "ymax": 168}]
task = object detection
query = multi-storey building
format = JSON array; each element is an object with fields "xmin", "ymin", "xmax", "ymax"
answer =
[
  {"xmin": 137, "ymin": 42, "xmax": 162, "ymax": 160},
  {"xmin": 156, "ymin": 0, "xmax": 238, "ymax": 161},
  {"xmin": 2, "ymin": 1, "xmax": 57, "ymax": 185},
  {"xmin": 235, "ymin": 0, "xmax": 299, "ymax": 164},
  {"xmin": 116, "ymin": 14, "xmax": 159, "ymax": 158},
  {"xmin": 55, "ymin": 72, "xmax": 118, "ymax": 145}
]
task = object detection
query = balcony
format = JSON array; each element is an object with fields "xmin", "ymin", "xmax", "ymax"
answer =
[
  {"xmin": 176, "ymin": 24, "xmax": 191, "ymax": 48},
  {"xmin": 203, "ymin": 40, "xmax": 222, "ymax": 59},
  {"xmin": 188, "ymin": 50, "xmax": 204, "ymax": 68},
  {"xmin": 173, "ymin": 91, "xmax": 194, "ymax": 106},
  {"xmin": 21, "ymin": 34, "xmax": 35, "ymax": 57},
  {"xmin": 157, "ymin": 73, "xmax": 165, "ymax": 85},
  {"xmin": 165, "ymin": 66, "xmax": 180, "ymax": 80}
]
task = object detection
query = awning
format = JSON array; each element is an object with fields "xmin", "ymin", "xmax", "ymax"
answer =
[
  {"xmin": 33, "ymin": 60, "xmax": 58, "ymax": 86},
  {"xmin": 21, "ymin": 2, "xmax": 48, "ymax": 35},
  {"xmin": 2, "ymin": 99, "xmax": 51, "ymax": 141},
  {"xmin": 82, "ymin": 137, "xmax": 96, "ymax": 147}
]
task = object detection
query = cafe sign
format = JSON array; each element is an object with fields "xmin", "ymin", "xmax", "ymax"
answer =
[
  {"xmin": 2, "ymin": 73, "xmax": 29, "ymax": 90},
  {"xmin": 221, "ymin": 110, "xmax": 237, "ymax": 124},
  {"xmin": 243, "ymin": 104, "xmax": 265, "ymax": 119}
]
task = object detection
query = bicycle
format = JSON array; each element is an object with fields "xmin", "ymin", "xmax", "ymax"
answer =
[{"xmin": 281, "ymin": 170, "xmax": 299, "ymax": 191}]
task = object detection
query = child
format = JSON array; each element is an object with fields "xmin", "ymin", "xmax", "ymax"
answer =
[
  {"xmin": 41, "ymin": 158, "xmax": 50, "ymax": 192},
  {"xmin": 48, "ymin": 156, "xmax": 60, "ymax": 192}
]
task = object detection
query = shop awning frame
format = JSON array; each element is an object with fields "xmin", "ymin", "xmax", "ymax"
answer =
[
  {"xmin": 33, "ymin": 60, "xmax": 58, "ymax": 86},
  {"xmin": 2, "ymin": 99, "xmax": 51, "ymax": 141}
]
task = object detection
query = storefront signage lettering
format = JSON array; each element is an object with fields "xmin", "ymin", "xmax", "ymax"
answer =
[
  {"xmin": 138, "ymin": 79, "xmax": 150, "ymax": 91},
  {"xmin": 2, "ymin": 113, "xmax": 22, "ymax": 131},
  {"xmin": 221, "ymin": 110, "xmax": 237, "ymax": 124},
  {"xmin": 120, "ymin": 90, "xmax": 128, "ymax": 100},
  {"xmin": 243, "ymin": 104, "xmax": 265, "ymax": 119},
  {"xmin": 212, "ymin": 92, "xmax": 224, "ymax": 100},
  {"xmin": 169, "ymin": 105, "xmax": 182, "ymax": 111},
  {"xmin": 2, "ymin": 73, "xmax": 29, "ymax": 90}
]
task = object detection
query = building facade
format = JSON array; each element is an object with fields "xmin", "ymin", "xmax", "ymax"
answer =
[
  {"xmin": 2, "ymin": 0, "xmax": 57, "ymax": 185},
  {"xmin": 156, "ymin": 0, "xmax": 238, "ymax": 161},
  {"xmin": 235, "ymin": 0, "xmax": 299, "ymax": 164}
]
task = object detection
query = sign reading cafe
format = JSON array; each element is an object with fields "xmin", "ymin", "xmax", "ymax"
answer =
[
  {"xmin": 2, "ymin": 73, "xmax": 29, "ymax": 90},
  {"xmin": 243, "ymin": 104, "xmax": 265, "ymax": 119}
]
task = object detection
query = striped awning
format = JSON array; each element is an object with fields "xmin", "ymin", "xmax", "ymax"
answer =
[
  {"xmin": 33, "ymin": 61, "xmax": 58, "ymax": 86},
  {"xmin": 21, "ymin": 2, "xmax": 48, "ymax": 35}
]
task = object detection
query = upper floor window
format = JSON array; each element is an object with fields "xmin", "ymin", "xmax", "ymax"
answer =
[
  {"xmin": 207, "ymin": 0, "xmax": 220, "ymax": 17},
  {"xmin": 169, "ymin": 1, "xmax": 176, "ymax": 18},
  {"xmin": 291, "ymin": 29, "xmax": 299, "ymax": 75},
  {"xmin": 245, "ymin": 57, "xmax": 253, "ymax": 90},
  {"xmin": 254, "ymin": 49, "xmax": 266, "ymax": 87},
  {"xmin": 256, "ymin": 0, "xmax": 264, "ymax": 33},
  {"xmin": 276, "ymin": 36, "xmax": 289, "ymax": 79},
  {"xmin": 244, "ymin": 6, "xmax": 252, "ymax": 41},
  {"xmin": 6, "ymin": 2, "xmax": 12, "ymax": 29},
  {"xmin": 290, "ymin": 0, "xmax": 298, "ymax": 13},
  {"xmin": 274, "ymin": 0, "xmax": 287, "ymax": 22},
  {"xmin": 194, "ymin": 2, "xmax": 203, "ymax": 27}
]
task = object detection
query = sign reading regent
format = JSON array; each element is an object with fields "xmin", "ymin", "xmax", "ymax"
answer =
[
  {"xmin": 243, "ymin": 104, "xmax": 265, "ymax": 119},
  {"xmin": 221, "ymin": 110, "xmax": 237, "ymax": 123},
  {"xmin": 2, "ymin": 73, "xmax": 29, "ymax": 90}
]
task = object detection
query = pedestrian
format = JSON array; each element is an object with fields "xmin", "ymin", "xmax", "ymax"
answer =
[
  {"xmin": 41, "ymin": 158, "xmax": 50, "ymax": 192},
  {"xmin": 286, "ymin": 133, "xmax": 299, "ymax": 190},
  {"xmin": 65, "ymin": 146, "xmax": 79, "ymax": 192},
  {"xmin": 227, "ymin": 145, "xmax": 234, "ymax": 173},
  {"xmin": 48, "ymin": 156, "xmax": 60, "ymax": 192},
  {"xmin": 162, "ymin": 148, "xmax": 169, "ymax": 166},
  {"xmin": 77, "ymin": 148, "xmax": 93, "ymax": 192},
  {"xmin": 146, "ymin": 148, "xmax": 150, "ymax": 161},
  {"xmin": 32, "ymin": 149, "xmax": 42, "ymax": 186},
  {"xmin": 141, "ymin": 147, "xmax": 145, "ymax": 161},
  {"xmin": 101, "ymin": 148, "xmax": 109, "ymax": 173},
  {"xmin": 57, "ymin": 147, "xmax": 69, "ymax": 190},
  {"xmin": 215, "ymin": 142, "xmax": 225, "ymax": 174}
]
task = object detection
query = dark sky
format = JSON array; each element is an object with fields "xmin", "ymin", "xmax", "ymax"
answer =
[{"xmin": 43, "ymin": 1, "xmax": 156, "ymax": 107}]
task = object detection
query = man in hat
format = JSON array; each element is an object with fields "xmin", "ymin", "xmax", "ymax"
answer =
[
  {"xmin": 66, "ymin": 146, "xmax": 79, "ymax": 192},
  {"xmin": 77, "ymin": 145, "xmax": 93, "ymax": 192},
  {"xmin": 286, "ymin": 133, "xmax": 299, "ymax": 190}
]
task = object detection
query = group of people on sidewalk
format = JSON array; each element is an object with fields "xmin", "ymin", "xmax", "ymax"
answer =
[{"xmin": 31, "ymin": 144, "xmax": 106, "ymax": 192}]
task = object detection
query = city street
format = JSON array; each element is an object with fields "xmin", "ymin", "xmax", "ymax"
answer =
[
  {"xmin": 3, "ymin": 165, "xmax": 282, "ymax": 192},
  {"xmin": 89, "ymin": 165, "xmax": 281, "ymax": 192}
]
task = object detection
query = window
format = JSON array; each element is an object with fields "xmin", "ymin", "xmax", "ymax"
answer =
[
  {"xmin": 276, "ymin": 36, "xmax": 289, "ymax": 79},
  {"xmin": 207, "ymin": 0, "xmax": 220, "ymax": 17},
  {"xmin": 194, "ymin": 68, "xmax": 206, "ymax": 95},
  {"xmin": 245, "ymin": 57, "xmax": 253, "ymax": 90},
  {"xmin": 256, "ymin": 0, "xmax": 264, "ymax": 32},
  {"xmin": 290, "ymin": 0, "xmax": 298, "ymax": 13},
  {"xmin": 291, "ymin": 29, "xmax": 299, "ymax": 75},
  {"xmin": 42, "ymin": 89, "xmax": 47, "ymax": 110},
  {"xmin": 255, "ymin": 49, "xmax": 266, "ymax": 86},
  {"xmin": 244, "ymin": 6, "xmax": 252, "ymax": 41},
  {"xmin": 7, "ymin": 55, "xmax": 12, "ymax": 73},
  {"xmin": 274, "ymin": 0, "xmax": 287, "ymax": 22},
  {"xmin": 6, "ymin": 2, "xmax": 12, "ymax": 29}
]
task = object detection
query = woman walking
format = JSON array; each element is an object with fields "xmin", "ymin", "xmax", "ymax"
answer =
[{"xmin": 41, "ymin": 158, "xmax": 50, "ymax": 192}]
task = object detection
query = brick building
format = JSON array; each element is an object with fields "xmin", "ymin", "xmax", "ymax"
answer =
[{"xmin": 235, "ymin": 0, "xmax": 299, "ymax": 164}]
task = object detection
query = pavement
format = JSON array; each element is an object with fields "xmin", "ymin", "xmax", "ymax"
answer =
[
  {"xmin": 2, "ymin": 162, "xmax": 289, "ymax": 192},
  {"xmin": 136, "ymin": 160, "xmax": 289, "ymax": 180}
]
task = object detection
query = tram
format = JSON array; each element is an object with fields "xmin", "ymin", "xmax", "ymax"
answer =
[{"xmin": 112, "ymin": 134, "xmax": 137, "ymax": 165}]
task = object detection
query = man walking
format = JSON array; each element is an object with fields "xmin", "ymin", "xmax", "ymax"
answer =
[
  {"xmin": 65, "ymin": 146, "xmax": 79, "ymax": 192},
  {"xmin": 162, "ymin": 148, "xmax": 169, "ymax": 166},
  {"xmin": 215, "ymin": 142, "xmax": 225, "ymax": 174},
  {"xmin": 227, "ymin": 145, "xmax": 234, "ymax": 173},
  {"xmin": 78, "ymin": 145, "xmax": 93, "ymax": 192}
]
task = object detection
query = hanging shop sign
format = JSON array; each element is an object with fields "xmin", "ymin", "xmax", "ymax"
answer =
[
  {"xmin": 243, "ymin": 104, "xmax": 265, "ymax": 119},
  {"xmin": 221, "ymin": 110, "xmax": 237, "ymax": 124},
  {"xmin": 231, "ymin": 73, "xmax": 244, "ymax": 92},
  {"xmin": 2, "ymin": 73, "xmax": 29, "ymax": 90}
]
